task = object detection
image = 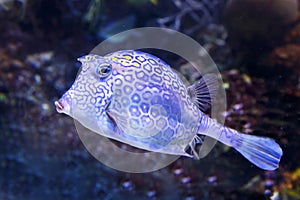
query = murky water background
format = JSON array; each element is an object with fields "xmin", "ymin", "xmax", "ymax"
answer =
[{"xmin": 0, "ymin": 0, "xmax": 299, "ymax": 199}]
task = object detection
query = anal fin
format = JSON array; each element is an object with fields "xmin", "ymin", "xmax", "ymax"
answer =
[{"xmin": 185, "ymin": 134, "xmax": 204, "ymax": 160}]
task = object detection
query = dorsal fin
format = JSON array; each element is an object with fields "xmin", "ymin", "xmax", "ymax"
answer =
[{"xmin": 187, "ymin": 73, "xmax": 219, "ymax": 112}]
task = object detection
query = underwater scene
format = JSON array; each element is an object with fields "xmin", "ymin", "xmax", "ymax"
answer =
[{"xmin": 0, "ymin": 0, "xmax": 299, "ymax": 199}]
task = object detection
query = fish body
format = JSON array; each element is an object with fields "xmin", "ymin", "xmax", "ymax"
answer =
[{"xmin": 55, "ymin": 50, "xmax": 282, "ymax": 170}]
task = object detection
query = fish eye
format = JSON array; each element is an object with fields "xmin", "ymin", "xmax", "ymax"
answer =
[{"xmin": 96, "ymin": 63, "xmax": 112, "ymax": 78}]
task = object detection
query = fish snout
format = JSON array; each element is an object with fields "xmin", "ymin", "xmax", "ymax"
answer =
[{"xmin": 54, "ymin": 97, "xmax": 71, "ymax": 115}]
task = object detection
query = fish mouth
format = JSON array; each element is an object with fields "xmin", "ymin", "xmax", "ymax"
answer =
[
  {"xmin": 55, "ymin": 100, "xmax": 64, "ymax": 113},
  {"xmin": 55, "ymin": 92, "xmax": 73, "ymax": 116},
  {"xmin": 54, "ymin": 98, "xmax": 71, "ymax": 115}
]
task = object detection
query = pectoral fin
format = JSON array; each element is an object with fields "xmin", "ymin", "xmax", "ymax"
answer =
[{"xmin": 106, "ymin": 107, "xmax": 129, "ymax": 135}]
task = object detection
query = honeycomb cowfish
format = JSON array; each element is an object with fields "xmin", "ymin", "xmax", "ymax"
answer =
[{"xmin": 55, "ymin": 50, "xmax": 282, "ymax": 170}]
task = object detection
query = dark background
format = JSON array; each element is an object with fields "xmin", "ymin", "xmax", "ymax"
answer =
[{"xmin": 0, "ymin": 0, "xmax": 299, "ymax": 199}]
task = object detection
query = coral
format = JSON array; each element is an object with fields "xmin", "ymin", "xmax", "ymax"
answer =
[
  {"xmin": 269, "ymin": 44, "xmax": 300, "ymax": 73},
  {"xmin": 279, "ymin": 168, "xmax": 300, "ymax": 199}
]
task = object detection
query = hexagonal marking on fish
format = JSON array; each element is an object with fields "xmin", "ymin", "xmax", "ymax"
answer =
[
  {"xmin": 150, "ymin": 106, "xmax": 160, "ymax": 118},
  {"xmin": 159, "ymin": 63, "xmax": 168, "ymax": 71},
  {"xmin": 139, "ymin": 102, "xmax": 150, "ymax": 113},
  {"xmin": 162, "ymin": 128, "xmax": 174, "ymax": 140},
  {"xmin": 172, "ymin": 80, "xmax": 179, "ymax": 90},
  {"xmin": 121, "ymin": 96, "xmax": 130, "ymax": 107},
  {"xmin": 169, "ymin": 70, "xmax": 176, "ymax": 79},
  {"xmin": 115, "ymin": 78, "xmax": 123, "ymax": 86},
  {"xmin": 124, "ymin": 74, "xmax": 134, "ymax": 83},
  {"xmin": 134, "ymin": 82, "xmax": 147, "ymax": 91},
  {"xmin": 192, "ymin": 104, "xmax": 199, "ymax": 116},
  {"xmin": 156, "ymin": 117, "xmax": 167, "ymax": 130},
  {"xmin": 148, "ymin": 58, "xmax": 158, "ymax": 65},
  {"xmin": 131, "ymin": 93, "xmax": 141, "ymax": 103},
  {"xmin": 110, "ymin": 56, "xmax": 119, "ymax": 62},
  {"xmin": 161, "ymin": 82, "xmax": 171, "ymax": 90},
  {"xmin": 150, "ymin": 74, "xmax": 162, "ymax": 83},
  {"xmin": 154, "ymin": 67, "xmax": 162, "ymax": 74},
  {"xmin": 122, "ymin": 54, "xmax": 133, "ymax": 60},
  {"xmin": 131, "ymin": 61, "xmax": 141, "ymax": 68},
  {"xmin": 162, "ymin": 93, "xmax": 171, "ymax": 100},
  {"xmin": 163, "ymin": 73, "xmax": 171, "ymax": 82},
  {"xmin": 143, "ymin": 63, "xmax": 152, "ymax": 73},
  {"xmin": 129, "ymin": 105, "xmax": 141, "ymax": 117},
  {"xmin": 114, "ymin": 88, "xmax": 122, "ymax": 96},
  {"xmin": 168, "ymin": 115, "xmax": 178, "ymax": 128},
  {"xmin": 176, "ymin": 125, "xmax": 184, "ymax": 137},
  {"xmin": 179, "ymin": 88, "xmax": 186, "ymax": 98},
  {"xmin": 142, "ymin": 90, "xmax": 152, "ymax": 100},
  {"xmin": 129, "ymin": 118, "xmax": 140, "ymax": 130},
  {"xmin": 159, "ymin": 106, "xmax": 168, "ymax": 117},
  {"xmin": 111, "ymin": 100, "xmax": 122, "ymax": 111},
  {"xmin": 150, "ymin": 95, "xmax": 163, "ymax": 105},
  {"xmin": 123, "ymin": 85, "xmax": 133, "ymax": 95},
  {"xmin": 135, "ymin": 55, "xmax": 146, "ymax": 62},
  {"xmin": 112, "ymin": 69, "xmax": 118, "ymax": 75},
  {"xmin": 148, "ymin": 83, "xmax": 162, "ymax": 93},
  {"xmin": 187, "ymin": 97, "xmax": 193, "ymax": 106},
  {"xmin": 135, "ymin": 70, "xmax": 149, "ymax": 82},
  {"xmin": 120, "ymin": 60, "xmax": 131, "ymax": 66},
  {"xmin": 141, "ymin": 115, "xmax": 154, "ymax": 128}
]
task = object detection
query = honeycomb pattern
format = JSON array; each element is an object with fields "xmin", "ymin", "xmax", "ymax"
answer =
[
  {"xmin": 61, "ymin": 51, "xmax": 202, "ymax": 156},
  {"xmin": 105, "ymin": 50, "xmax": 201, "ymax": 154}
]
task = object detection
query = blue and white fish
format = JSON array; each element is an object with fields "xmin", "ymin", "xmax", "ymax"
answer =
[{"xmin": 55, "ymin": 50, "xmax": 282, "ymax": 170}]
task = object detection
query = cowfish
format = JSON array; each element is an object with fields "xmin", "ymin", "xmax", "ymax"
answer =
[{"xmin": 55, "ymin": 50, "xmax": 282, "ymax": 170}]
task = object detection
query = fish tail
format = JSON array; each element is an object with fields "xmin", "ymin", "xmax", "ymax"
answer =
[
  {"xmin": 199, "ymin": 115, "xmax": 282, "ymax": 170},
  {"xmin": 231, "ymin": 133, "xmax": 282, "ymax": 170}
]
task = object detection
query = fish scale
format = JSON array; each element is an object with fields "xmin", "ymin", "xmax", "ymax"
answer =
[{"xmin": 55, "ymin": 50, "xmax": 282, "ymax": 170}]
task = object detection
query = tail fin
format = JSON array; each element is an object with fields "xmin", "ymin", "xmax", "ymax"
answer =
[
  {"xmin": 233, "ymin": 134, "xmax": 282, "ymax": 170},
  {"xmin": 198, "ymin": 115, "xmax": 282, "ymax": 170}
]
